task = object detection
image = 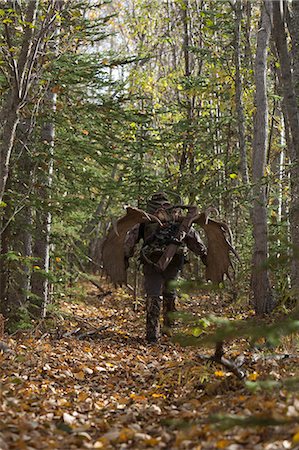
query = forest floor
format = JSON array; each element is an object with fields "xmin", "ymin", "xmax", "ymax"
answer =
[{"xmin": 1, "ymin": 281, "xmax": 299, "ymax": 450}]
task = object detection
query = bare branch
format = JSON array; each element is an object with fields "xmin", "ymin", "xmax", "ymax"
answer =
[
  {"xmin": 3, "ymin": 22, "xmax": 19, "ymax": 91},
  {"xmin": 17, "ymin": 0, "xmax": 39, "ymax": 98}
]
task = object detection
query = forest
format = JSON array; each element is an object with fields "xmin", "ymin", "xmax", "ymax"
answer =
[{"xmin": 0, "ymin": 0, "xmax": 299, "ymax": 449}]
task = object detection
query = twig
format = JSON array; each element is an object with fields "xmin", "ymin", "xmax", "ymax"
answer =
[
  {"xmin": 63, "ymin": 327, "xmax": 81, "ymax": 338},
  {"xmin": 77, "ymin": 270, "xmax": 110, "ymax": 295},
  {"xmin": 211, "ymin": 355, "xmax": 246, "ymax": 380},
  {"xmin": 77, "ymin": 325, "xmax": 109, "ymax": 339},
  {"xmin": 62, "ymin": 325, "xmax": 109, "ymax": 339},
  {"xmin": 211, "ymin": 341, "xmax": 246, "ymax": 379}
]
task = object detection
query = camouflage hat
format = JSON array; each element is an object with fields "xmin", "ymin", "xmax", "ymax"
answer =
[{"xmin": 146, "ymin": 192, "xmax": 171, "ymax": 213}]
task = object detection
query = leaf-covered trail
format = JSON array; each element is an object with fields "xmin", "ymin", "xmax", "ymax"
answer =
[{"xmin": 1, "ymin": 283, "xmax": 299, "ymax": 450}]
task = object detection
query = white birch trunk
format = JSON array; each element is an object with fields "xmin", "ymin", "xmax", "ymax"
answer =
[
  {"xmin": 251, "ymin": 0, "xmax": 274, "ymax": 314},
  {"xmin": 234, "ymin": 1, "xmax": 249, "ymax": 184}
]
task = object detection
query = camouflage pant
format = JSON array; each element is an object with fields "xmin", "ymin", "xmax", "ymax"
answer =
[{"xmin": 143, "ymin": 255, "xmax": 183, "ymax": 342}]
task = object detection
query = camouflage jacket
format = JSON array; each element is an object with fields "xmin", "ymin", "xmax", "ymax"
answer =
[{"xmin": 124, "ymin": 222, "xmax": 207, "ymax": 265}]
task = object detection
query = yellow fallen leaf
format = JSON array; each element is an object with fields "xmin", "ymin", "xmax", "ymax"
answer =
[
  {"xmin": 117, "ymin": 397, "xmax": 129, "ymax": 405},
  {"xmin": 293, "ymin": 431, "xmax": 299, "ymax": 443},
  {"xmin": 130, "ymin": 393, "xmax": 147, "ymax": 401},
  {"xmin": 74, "ymin": 370, "xmax": 85, "ymax": 380},
  {"xmin": 118, "ymin": 427, "xmax": 135, "ymax": 443},
  {"xmin": 248, "ymin": 372, "xmax": 259, "ymax": 381},
  {"xmin": 152, "ymin": 393, "xmax": 166, "ymax": 399},
  {"xmin": 214, "ymin": 370, "xmax": 225, "ymax": 377},
  {"xmin": 217, "ymin": 439, "xmax": 230, "ymax": 448},
  {"xmin": 105, "ymin": 362, "xmax": 114, "ymax": 367},
  {"xmin": 77, "ymin": 392, "xmax": 89, "ymax": 402},
  {"xmin": 83, "ymin": 346, "xmax": 92, "ymax": 352},
  {"xmin": 144, "ymin": 437, "xmax": 160, "ymax": 446}
]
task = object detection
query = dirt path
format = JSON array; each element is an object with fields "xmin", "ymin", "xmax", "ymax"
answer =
[{"xmin": 1, "ymin": 282, "xmax": 298, "ymax": 449}]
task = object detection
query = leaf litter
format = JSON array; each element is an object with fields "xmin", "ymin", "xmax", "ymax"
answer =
[{"xmin": 0, "ymin": 281, "xmax": 298, "ymax": 450}]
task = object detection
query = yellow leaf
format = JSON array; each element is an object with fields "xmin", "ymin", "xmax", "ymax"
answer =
[
  {"xmin": 229, "ymin": 173, "xmax": 238, "ymax": 179},
  {"xmin": 74, "ymin": 370, "xmax": 85, "ymax": 380},
  {"xmin": 105, "ymin": 362, "xmax": 114, "ymax": 367},
  {"xmin": 151, "ymin": 393, "xmax": 166, "ymax": 399},
  {"xmin": 78, "ymin": 392, "xmax": 89, "ymax": 402},
  {"xmin": 55, "ymin": 257, "xmax": 61, "ymax": 262},
  {"xmin": 293, "ymin": 431, "xmax": 299, "ymax": 443},
  {"xmin": 248, "ymin": 372, "xmax": 259, "ymax": 381},
  {"xmin": 82, "ymin": 129, "xmax": 89, "ymax": 135},
  {"xmin": 130, "ymin": 393, "xmax": 147, "ymax": 401},
  {"xmin": 144, "ymin": 437, "xmax": 160, "ymax": 446},
  {"xmin": 118, "ymin": 427, "xmax": 135, "ymax": 443},
  {"xmin": 214, "ymin": 370, "xmax": 225, "ymax": 377},
  {"xmin": 217, "ymin": 439, "xmax": 230, "ymax": 449},
  {"xmin": 33, "ymin": 265, "xmax": 41, "ymax": 270},
  {"xmin": 83, "ymin": 346, "xmax": 92, "ymax": 352}
]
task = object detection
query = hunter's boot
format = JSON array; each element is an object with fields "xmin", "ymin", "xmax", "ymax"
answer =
[
  {"xmin": 163, "ymin": 294, "xmax": 177, "ymax": 328},
  {"xmin": 146, "ymin": 296, "xmax": 162, "ymax": 343}
]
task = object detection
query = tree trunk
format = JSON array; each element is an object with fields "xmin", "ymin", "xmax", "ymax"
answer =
[
  {"xmin": 0, "ymin": 106, "xmax": 20, "ymax": 204},
  {"xmin": 0, "ymin": 208, "xmax": 10, "ymax": 318},
  {"xmin": 244, "ymin": 0, "xmax": 254, "ymax": 73},
  {"xmin": 179, "ymin": 0, "xmax": 197, "ymax": 200},
  {"xmin": 31, "ymin": 93, "xmax": 56, "ymax": 318},
  {"xmin": 0, "ymin": 0, "xmax": 39, "ymax": 204},
  {"xmin": 251, "ymin": 0, "xmax": 274, "ymax": 315},
  {"xmin": 273, "ymin": 0, "xmax": 299, "ymax": 298},
  {"xmin": 234, "ymin": 1, "xmax": 249, "ymax": 184}
]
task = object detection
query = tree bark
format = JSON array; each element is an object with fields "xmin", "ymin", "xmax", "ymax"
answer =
[
  {"xmin": 179, "ymin": 0, "xmax": 191, "ymax": 174},
  {"xmin": 30, "ymin": 88, "xmax": 56, "ymax": 318},
  {"xmin": 251, "ymin": 0, "xmax": 274, "ymax": 315},
  {"xmin": 0, "ymin": 105, "xmax": 20, "ymax": 205},
  {"xmin": 273, "ymin": 0, "xmax": 299, "ymax": 298},
  {"xmin": 0, "ymin": 0, "xmax": 39, "ymax": 204},
  {"xmin": 234, "ymin": 1, "xmax": 249, "ymax": 184},
  {"xmin": 0, "ymin": 205, "xmax": 10, "ymax": 318}
]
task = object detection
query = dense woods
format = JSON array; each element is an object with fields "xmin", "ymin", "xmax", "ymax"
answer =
[{"xmin": 1, "ymin": 1, "xmax": 299, "ymax": 449}]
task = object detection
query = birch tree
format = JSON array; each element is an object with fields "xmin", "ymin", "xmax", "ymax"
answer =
[
  {"xmin": 30, "ymin": 90, "xmax": 56, "ymax": 318},
  {"xmin": 233, "ymin": 1, "xmax": 249, "ymax": 184},
  {"xmin": 251, "ymin": 0, "xmax": 274, "ymax": 314}
]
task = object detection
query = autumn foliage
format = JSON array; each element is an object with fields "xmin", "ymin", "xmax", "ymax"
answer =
[{"xmin": 1, "ymin": 282, "xmax": 299, "ymax": 450}]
